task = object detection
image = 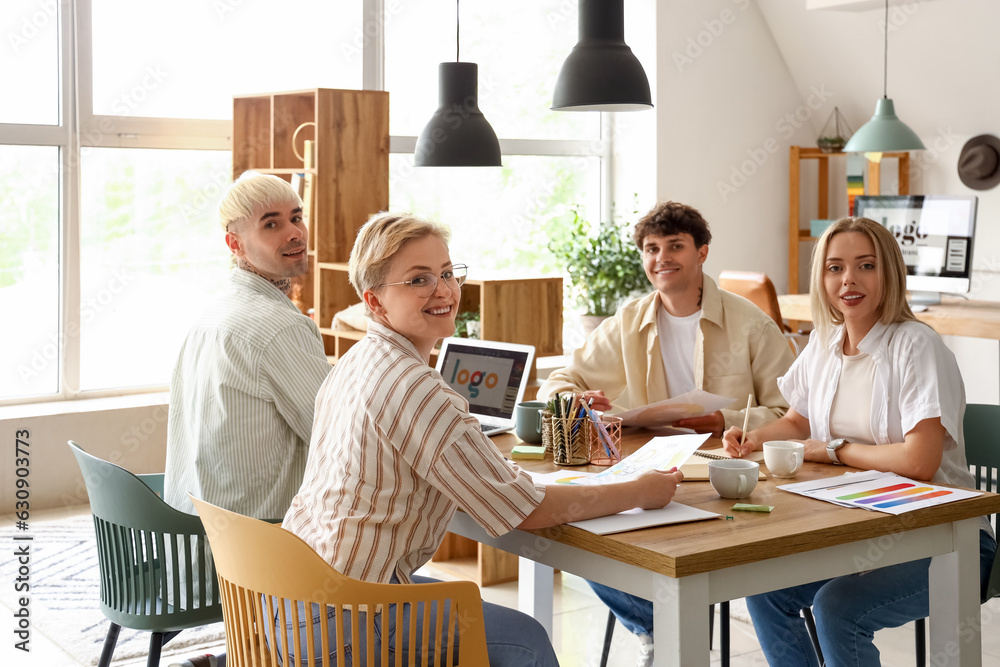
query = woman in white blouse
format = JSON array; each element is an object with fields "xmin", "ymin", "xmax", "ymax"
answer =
[{"xmin": 721, "ymin": 216, "xmax": 996, "ymax": 667}]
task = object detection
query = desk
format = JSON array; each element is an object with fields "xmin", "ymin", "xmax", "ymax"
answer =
[
  {"xmin": 778, "ymin": 293, "xmax": 1000, "ymax": 339},
  {"xmin": 449, "ymin": 431, "xmax": 1000, "ymax": 667}
]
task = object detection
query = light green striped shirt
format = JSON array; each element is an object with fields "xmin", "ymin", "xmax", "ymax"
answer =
[{"xmin": 165, "ymin": 268, "xmax": 331, "ymax": 519}]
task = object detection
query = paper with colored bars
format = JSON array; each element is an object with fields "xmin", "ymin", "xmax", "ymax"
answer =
[{"xmin": 778, "ymin": 470, "xmax": 981, "ymax": 515}]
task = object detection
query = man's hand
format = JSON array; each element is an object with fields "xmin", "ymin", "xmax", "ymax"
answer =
[
  {"xmin": 579, "ymin": 390, "xmax": 613, "ymax": 413},
  {"xmin": 631, "ymin": 468, "xmax": 684, "ymax": 509},
  {"xmin": 673, "ymin": 410, "xmax": 725, "ymax": 436}
]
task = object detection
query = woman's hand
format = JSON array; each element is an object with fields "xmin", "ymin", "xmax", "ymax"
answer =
[
  {"xmin": 722, "ymin": 426, "xmax": 759, "ymax": 458},
  {"xmin": 579, "ymin": 390, "xmax": 612, "ymax": 413},
  {"xmin": 799, "ymin": 439, "xmax": 832, "ymax": 463},
  {"xmin": 632, "ymin": 468, "xmax": 684, "ymax": 509}
]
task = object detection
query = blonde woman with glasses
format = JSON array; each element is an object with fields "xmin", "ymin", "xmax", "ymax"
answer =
[
  {"xmin": 722, "ymin": 216, "xmax": 996, "ymax": 666},
  {"xmin": 280, "ymin": 211, "xmax": 684, "ymax": 666}
]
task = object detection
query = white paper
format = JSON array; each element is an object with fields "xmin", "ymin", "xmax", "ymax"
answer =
[
  {"xmin": 525, "ymin": 470, "xmax": 598, "ymax": 485},
  {"xmin": 613, "ymin": 389, "xmax": 736, "ymax": 428},
  {"xmin": 778, "ymin": 471, "xmax": 982, "ymax": 514},
  {"xmin": 570, "ymin": 433, "xmax": 711, "ymax": 486},
  {"xmin": 568, "ymin": 502, "xmax": 720, "ymax": 535}
]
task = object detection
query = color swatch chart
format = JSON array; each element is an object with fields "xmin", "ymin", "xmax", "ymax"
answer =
[{"xmin": 780, "ymin": 471, "xmax": 981, "ymax": 515}]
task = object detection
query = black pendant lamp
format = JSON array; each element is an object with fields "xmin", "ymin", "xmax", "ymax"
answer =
[
  {"xmin": 414, "ymin": 0, "xmax": 501, "ymax": 167},
  {"xmin": 552, "ymin": 0, "xmax": 652, "ymax": 112}
]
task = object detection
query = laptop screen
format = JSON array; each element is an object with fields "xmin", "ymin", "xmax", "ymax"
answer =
[{"xmin": 436, "ymin": 339, "xmax": 534, "ymax": 420}]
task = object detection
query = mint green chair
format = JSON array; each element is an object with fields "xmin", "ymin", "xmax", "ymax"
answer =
[
  {"xmin": 910, "ymin": 403, "xmax": 1000, "ymax": 664},
  {"xmin": 806, "ymin": 403, "xmax": 1000, "ymax": 667},
  {"xmin": 69, "ymin": 441, "xmax": 223, "ymax": 667}
]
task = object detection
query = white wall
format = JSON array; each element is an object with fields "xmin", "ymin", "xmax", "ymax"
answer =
[
  {"xmin": 654, "ymin": 0, "xmax": 817, "ymax": 290},
  {"xmin": 654, "ymin": 0, "xmax": 1000, "ymax": 403},
  {"xmin": 0, "ymin": 395, "xmax": 168, "ymax": 511}
]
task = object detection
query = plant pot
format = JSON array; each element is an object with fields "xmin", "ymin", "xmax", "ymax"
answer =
[{"xmin": 817, "ymin": 137, "xmax": 846, "ymax": 154}]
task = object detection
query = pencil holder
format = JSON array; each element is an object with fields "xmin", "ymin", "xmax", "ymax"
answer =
[
  {"xmin": 541, "ymin": 410, "xmax": 554, "ymax": 453},
  {"xmin": 549, "ymin": 414, "xmax": 589, "ymax": 466},
  {"xmin": 588, "ymin": 415, "xmax": 623, "ymax": 466}
]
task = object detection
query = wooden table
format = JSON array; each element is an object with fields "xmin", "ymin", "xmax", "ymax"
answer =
[
  {"xmin": 448, "ymin": 430, "xmax": 1000, "ymax": 667},
  {"xmin": 778, "ymin": 293, "xmax": 1000, "ymax": 340}
]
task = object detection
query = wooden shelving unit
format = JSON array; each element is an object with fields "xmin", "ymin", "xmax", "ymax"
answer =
[
  {"xmin": 232, "ymin": 88, "xmax": 563, "ymax": 586},
  {"xmin": 788, "ymin": 146, "xmax": 910, "ymax": 294}
]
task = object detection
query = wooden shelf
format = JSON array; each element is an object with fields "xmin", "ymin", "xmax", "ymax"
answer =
[{"xmin": 788, "ymin": 146, "xmax": 910, "ymax": 294}]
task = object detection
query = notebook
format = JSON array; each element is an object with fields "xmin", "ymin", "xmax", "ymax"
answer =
[
  {"xmin": 680, "ymin": 449, "xmax": 766, "ymax": 481},
  {"xmin": 436, "ymin": 337, "xmax": 536, "ymax": 436}
]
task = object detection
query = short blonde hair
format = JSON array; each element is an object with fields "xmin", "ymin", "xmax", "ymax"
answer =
[
  {"xmin": 218, "ymin": 171, "xmax": 302, "ymax": 231},
  {"xmin": 809, "ymin": 216, "xmax": 917, "ymax": 342},
  {"xmin": 348, "ymin": 212, "xmax": 451, "ymax": 314}
]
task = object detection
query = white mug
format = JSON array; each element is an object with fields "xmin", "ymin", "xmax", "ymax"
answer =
[
  {"xmin": 708, "ymin": 459, "xmax": 759, "ymax": 499},
  {"xmin": 763, "ymin": 440, "xmax": 805, "ymax": 479}
]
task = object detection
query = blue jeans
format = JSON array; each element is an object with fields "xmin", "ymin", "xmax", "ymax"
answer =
[
  {"xmin": 587, "ymin": 580, "xmax": 654, "ymax": 639},
  {"xmin": 268, "ymin": 574, "xmax": 558, "ymax": 666},
  {"xmin": 748, "ymin": 530, "xmax": 997, "ymax": 667}
]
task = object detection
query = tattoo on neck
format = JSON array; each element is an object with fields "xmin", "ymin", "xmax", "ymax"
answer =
[
  {"xmin": 238, "ymin": 259, "xmax": 292, "ymax": 295},
  {"xmin": 697, "ymin": 287, "xmax": 703, "ymax": 308}
]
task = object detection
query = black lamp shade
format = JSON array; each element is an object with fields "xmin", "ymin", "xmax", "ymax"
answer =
[
  {"xmin": 552, "ymin": 0, "xmax": 652, "ymax": 112},
  {"xmin": 415, "ymin": 62, "xmax": 502, "ymax": 167}
]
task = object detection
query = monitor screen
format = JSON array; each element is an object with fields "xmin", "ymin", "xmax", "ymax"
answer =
[
  {"xmin": 437, "ymin": 341, "xmax": 532, "ymax": 419},
  {"xmin": 853, "ymin": 195, "xmax": 977, "ymax": 296}
]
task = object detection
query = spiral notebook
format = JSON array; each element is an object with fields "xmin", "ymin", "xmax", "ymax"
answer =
[{"xmin": 679, "ymin": 449, "xmax": 765, "ymax": 481}]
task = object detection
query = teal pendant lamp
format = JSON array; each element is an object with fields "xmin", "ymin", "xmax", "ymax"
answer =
[
  {"xmin": 414, "ymin": 0, "xmax": 501, "ymax": 167},
  {"xmin": 552, "ymin": 0, "xmax": 652, "ymax": 112},
  {"xmin": 843, "ymin": 0, "xmax": 925, "ymax": 156}
]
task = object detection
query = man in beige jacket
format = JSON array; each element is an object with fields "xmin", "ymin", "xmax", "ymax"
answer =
[
  {"xmin": 540, "ymin": 200, "xmax": 794, "ymax": 436},
  {"xmin": 539, "ymin": 200, "xmax": 794, "ymax": 666}
]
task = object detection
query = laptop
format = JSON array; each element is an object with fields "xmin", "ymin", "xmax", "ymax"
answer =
[{"xmin": 435, "ymin": 337, "xmax": 536, "ymax": 436}]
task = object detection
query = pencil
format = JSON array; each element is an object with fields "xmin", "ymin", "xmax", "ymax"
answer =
[{"xmin": 739, "ymin": 393, "xmax": 752, "ymax": 457}]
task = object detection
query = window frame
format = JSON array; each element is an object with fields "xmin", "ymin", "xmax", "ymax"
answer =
[{"xmin": 0, "ymin": 0, "xmax": 612, "ymax": 407}]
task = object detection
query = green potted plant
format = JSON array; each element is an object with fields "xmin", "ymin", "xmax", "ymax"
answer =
[{"xmin": 547, "ymin": 208, "xmax": 647, "ymax": 329}]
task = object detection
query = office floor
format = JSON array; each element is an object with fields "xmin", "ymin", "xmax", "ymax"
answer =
[{"xmin": 5, "ymin": 506, "xmax": 1000, "ymax": 667}]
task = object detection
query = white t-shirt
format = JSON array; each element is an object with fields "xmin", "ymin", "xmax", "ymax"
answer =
[
  {"xmin": 657, "ymin": 305, "xmax": 701, "ymax": 398},
  {"xmin": 829, "ymin": 351, "xmax": 877, "ymax": 445}
]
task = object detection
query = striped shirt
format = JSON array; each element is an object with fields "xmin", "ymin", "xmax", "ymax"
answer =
[
  {"xmin": 283, "ymin": 323, "xmax": 544, "ymax": 584},
  {"xmin": 164, "ymin": 268, "xmax": 332, "ymax": 519}
]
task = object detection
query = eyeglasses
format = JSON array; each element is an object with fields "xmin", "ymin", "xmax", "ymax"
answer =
[{"xmin": 380, "ymin": 264, "xmax": 468, "ymax": 298}]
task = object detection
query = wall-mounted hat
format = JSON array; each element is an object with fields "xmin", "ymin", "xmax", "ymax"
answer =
[{"xmin": 958, "ymin": 134, "xmax": 1000, "ymax": 191}]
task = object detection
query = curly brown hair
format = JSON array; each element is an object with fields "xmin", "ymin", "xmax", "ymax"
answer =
[{"xmin": 632, "ymin": 201, "xmax": 713, "ymax": 249}]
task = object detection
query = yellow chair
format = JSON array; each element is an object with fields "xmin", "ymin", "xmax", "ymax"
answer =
[
  {"xmin": 719, "ymin": 270, "xmax": 809, "ymax": 355},
  {"xmin": 190, "ymin": 497, "xmax": 490, "ymax": 667}
]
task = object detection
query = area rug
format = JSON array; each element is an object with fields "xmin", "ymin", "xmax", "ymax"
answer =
[{"xmin": 0, "ymin": 516, "xmax": 226, "ymax": 666}]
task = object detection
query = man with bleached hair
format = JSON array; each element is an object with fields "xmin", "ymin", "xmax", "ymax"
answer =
[{"xmin": 164, "ymin": 171, "xmax": 331, "ymax": 520}]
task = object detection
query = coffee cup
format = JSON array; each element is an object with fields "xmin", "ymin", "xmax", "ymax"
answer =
[
  {"xmin": 763, "ymin": 440, "xmax": 805, "ymax": 478},
  {"xmin": 708, "ymin": 459, "xmax": 759, "ymax": 499},
  {"xmin": 514, "ymin": 401, "xmax": 546, "ymax": 444}
]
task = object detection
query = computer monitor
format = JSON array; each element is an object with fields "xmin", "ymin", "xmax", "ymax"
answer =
[{"xmin": 853, "ymin": 195, "xmax": 977, "ymax": 307}]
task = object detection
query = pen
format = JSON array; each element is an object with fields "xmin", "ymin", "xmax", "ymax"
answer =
[{"xmin": 739, "ymin": 393, "xmax": 752, "ymax": 457}]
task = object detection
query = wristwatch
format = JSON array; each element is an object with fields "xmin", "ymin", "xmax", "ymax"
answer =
[{"xmin": 827, "ymin": 438, "xmax": 848, "ymax": 464}]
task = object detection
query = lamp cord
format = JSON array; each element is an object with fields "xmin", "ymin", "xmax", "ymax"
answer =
[
  {"xmin": 456, "ymin": 0, "xmax": 460, "ymax": 62},
  {"xmin": 883, "ymin": 0, "xmax": 888, "ymax": 98}
]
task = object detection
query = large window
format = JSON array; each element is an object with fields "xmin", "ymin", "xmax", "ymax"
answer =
[{"xmin": 1, "ymin": 0, "xmax": 632, "ymax": 404}]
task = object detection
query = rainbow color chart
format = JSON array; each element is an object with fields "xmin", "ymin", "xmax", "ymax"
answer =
[
  {"xmin": 780, "ymin": 471, "xmax": 981, "ymax": 515},
  {"xmin": 836, "ymin": 483, "xmax": 955, "ymax": 510}
]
